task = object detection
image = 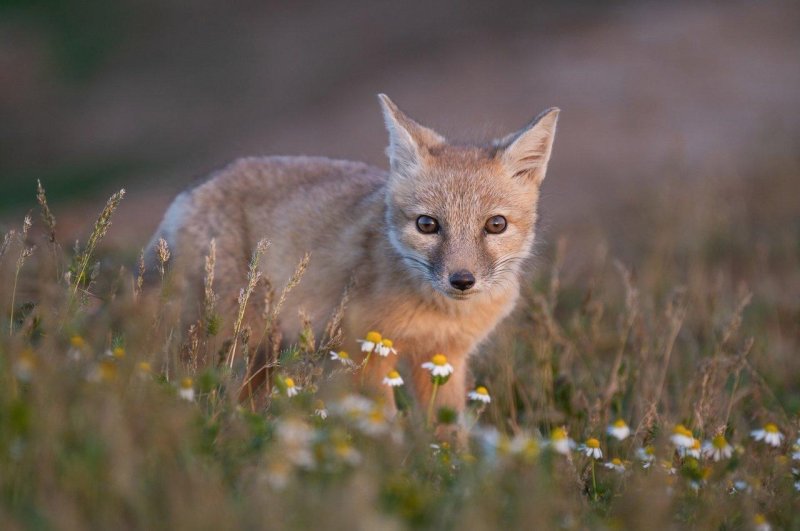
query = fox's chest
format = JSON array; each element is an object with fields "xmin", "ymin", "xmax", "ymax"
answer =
[{"xmin": 346, "ymin": 288, "xmax": 519, "ymax": 359}]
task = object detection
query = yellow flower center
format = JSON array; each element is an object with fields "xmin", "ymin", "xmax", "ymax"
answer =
[
  {"xmin": 673, "ymin": 424, "xmax": 693, "ymax": 437},
  {"xmin": 613, "ymin": 419, "xmax": 627, "ymax": 428},
  {"xmin": 337, "ymin": 351, "xmax": 349, "ymax": 359},
  {"xmin": 754, "ymin": 514, "xmax": 766, "ymax": 525},
  {"xmin": 691, "ymin": 439, "xmax": 701, "ymax": 450},
  {"xmin": 388, "ymin": 370, "xmax": 400, "ymax": 379},
  {"xmin": 70, "ymin": 335, "xmax": 84, "ymax": 348},
  {"xmin": 112, "ymin": 347, "xmax": 125, "ymax": 358},
  {"xmin": 611, "ymin": 458, "xmax": 623, "ymax": 466},
  {"xmin": 314, "ymin": 400, "xmax": 325, "ymax": 409},
  {"xmin": 475, "ymin": 386, "xmax": 489, "ymax": 396},
  {"xmin": 365, "ymin": 331, "xmax": 382, "ymax": 343},
  {"xmin": 586, "ymin": 438, "xmax": 600, "ymax": 448},
  {"xmin": 99, "ymin": 360, "xmax": 117, "ymax": 380},
  {"xmin": 285, "ymin": 377, "xmax": 296, "ymax": 388},
  {"xmin": 765, "ymin": 423, "xmax": 778, "ymax": 433},
  {"xmin": 138, "ymin": 362, "xmax": 152, "ymax": 373},
  {"xmin": 18, "ymin": 349, "xmax": 35, "ymax": 366},
  {"xmin": 335, "ymin": 441, "xmax": 352, "ymax": 456},
  {"xmin": 644, "ymin": 445, "xmax": 655, "ymax": 456},
  {"xmin": 381, "ymin": 339, "xmax": 393, "ymax": 348},
  {"xmin": 432, "ymin": 354, "xmax": 447, "ymax": 366},
  {"xmin": 712, "ymin": 435, "xmax": 728, "ymax": 449},
  {"xmin": 551, "ymin": 427, "xmax": 567, "ymax": 441},
  {"xmin": 181, "ymin": 377, "xmax": 193, "ymax": 389}
]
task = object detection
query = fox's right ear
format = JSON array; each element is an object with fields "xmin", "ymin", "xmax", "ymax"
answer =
[{"xmin": 378, "ymin": 94, "xmax": 445, "ymax": 175}]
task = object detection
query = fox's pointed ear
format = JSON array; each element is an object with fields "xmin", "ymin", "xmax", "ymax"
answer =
[
  {"xmin": 497, "ymin": 107, "xmax": 559, "ymax": 186},
  {"xmin": 378, "ymin": 94, "xmax": 445, "ymax": 175}
]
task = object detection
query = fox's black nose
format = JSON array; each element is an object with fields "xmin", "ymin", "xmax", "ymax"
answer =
[{"xmin": 449, "ymin": 270, "xmax": 476, "ymax": 291}]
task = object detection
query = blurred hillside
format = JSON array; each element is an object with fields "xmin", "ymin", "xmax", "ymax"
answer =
[{"xmin": 1, "ymin": 0, "xmax": 798, "ymax": 249}]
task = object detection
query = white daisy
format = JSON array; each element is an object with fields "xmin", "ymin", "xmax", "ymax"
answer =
[
  {"xmin": 581, "ymin": 438, "xmax": 603, "ymax": 460},
  {"xmin": 467, "ymin": 386, "xmax": 492, "ymax": 404},
  {"xmin": 382, "ymin": 370, "xmax": 404, "ymax": 387},
  {"xmin": 67, "ymin": 335, "xmax": 86, "ymax": 361},
  {"xmin": 314, "ymin": 400, "xmax": 328, "ymax": 420},
  {"xmin": 750, "ymin": 423, "xmax": 784, "ymax": 447},
  {"xmin": 357, "ymin": 331, "xmax": 382, "ymax": 353},
  {"xmin": 87, "ymin": 359, "xmax": 118, "ymax": 383},
  {"xmin": 670, "ymin": 424, "xmax": 695, "ymax": 448},
  {"xmin": 606, "ymin": 418, "xmax": 631, "ymax": 441},
  {"xmin": 702, "ymin": 435, "xmax": 733, "ymax": 461},
  {"xmin": 754, "ymin": 514, "xmax": 771, "ymax": 531},
  {"xmin": 792, "ymin": 438, "xmax": 800, "ymax": 460},
  {"xmin": 329, "ymin": 350, "xmax": 355, "ymax": 367},
  {"xmin": 179, "ymin": 377, "xmax": 195, "ymax": 402},
  {"xmin": 635, "ymin": 446, "xmax": 656, "ymax": 468},
  {"xmin": 421, "ymin": 354, "xmax": 454, "ymax": 380},
  {"xmin": 265, "ymin": 460, "xmax": 291, "ymax": 490},
  {"xmin": 330, "ymin": 394, "xmax": 374, "ymax": 418},
  {"xmin": 507, "ymin": 432, "xmax": 540, "ymax": 461},
  {"xmin": 284, "ymin": 377, "xmax": 301, "ymax": 397},
  {"xmin": 105, "ymin": 346, "xmax": 126, "ymax": 359},
  {"xmin": 679, "ymin": 437, "xmax": 702, "ymax": 459},
  {"xmin": 731, "ymin": 480, "xmax": 751, "ymax": 494},
  {"xmin": 549, "ymin": 427, "xmax": 575, "ymax": 455},
  {"xmin": 276, "ymin": 418, "xmax": 315, "ymax": 468},
  {"xmin": 603, "ymin": 457, "xmax": 626, "ymax": 473},
  {"xmin": 377, "ymin": 338, "xmax": 397, "ymax": 357},
  {"xmin": 357, "ymin": 407, "xmax": 389, "ymax": 437},
  {"xmin": 661, "ymin": 460, "xmax": 677, "ymax": 475},
  {"xmin": 334, "ymin": 441, "xmax": 362, "ymax": 466},
  {"xmin": 13, "ymin": 350, "xmax": 36, "ymax": 382}
]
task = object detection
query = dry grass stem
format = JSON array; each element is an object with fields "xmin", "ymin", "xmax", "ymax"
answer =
[
  {"xmin": 226, "ymin": 238, "xmax": 270, "ymax": 368},
  {"xmin": 36, "ymin": 180, "xmax": 57, "ymax": 244},
  {"xmin": 70, "ymin": 188, "xmax": 125, "ymax": 297}
]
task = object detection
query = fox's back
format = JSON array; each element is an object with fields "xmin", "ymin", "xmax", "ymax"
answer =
[{"xmin": 153, "ymin": 156, "xmax": 388, "ymax": 331}]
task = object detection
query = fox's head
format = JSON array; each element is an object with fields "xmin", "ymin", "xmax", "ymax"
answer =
[{"xmin": 379, "ymin": 94, "xmax": 559, "ymax": 301}]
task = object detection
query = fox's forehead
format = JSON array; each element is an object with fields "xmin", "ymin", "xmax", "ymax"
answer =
[
  {"xmin": 429, "ymin": 144, "xmax": 534, "ymax": 190},
  {"xmin": 425, "ymin": 142, "xmax": 495, "ymax": 162},
  {"xmin": 392, "ymin": 158, "xmax": 538, "ymax": 221}
]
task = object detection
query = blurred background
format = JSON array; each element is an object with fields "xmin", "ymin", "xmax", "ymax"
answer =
[{"xmin": 1, "ymin": 0, "xmax": 798, "ymax": 251}]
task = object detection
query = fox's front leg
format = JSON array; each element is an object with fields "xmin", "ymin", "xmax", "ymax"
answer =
[{"xmin": 411, "ymin": 352, "xmax": 468, "ymax": 440}]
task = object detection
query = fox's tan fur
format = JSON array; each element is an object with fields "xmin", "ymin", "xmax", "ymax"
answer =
[{"xmin": 149, "ymin": 95, "xmax": 558, "ymax": 422}]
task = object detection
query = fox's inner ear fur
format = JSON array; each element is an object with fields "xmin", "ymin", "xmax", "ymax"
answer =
[
  {"xmin": 497, "ymin": 107, "xmax": 560, "ymax": 186},
  {"xmin": 378, "ymin": 94, "xmax": 445, "ymax": 176}
]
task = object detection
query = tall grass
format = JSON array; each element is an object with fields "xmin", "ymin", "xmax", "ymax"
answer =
[{"xmin": 0, "ymin": 160, "xmax": 797, "ymax": 529}]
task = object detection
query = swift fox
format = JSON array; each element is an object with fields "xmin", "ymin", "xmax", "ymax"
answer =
[{"xmin": 149, "ymin": 94, "xmax": 559, "ymax": 421}]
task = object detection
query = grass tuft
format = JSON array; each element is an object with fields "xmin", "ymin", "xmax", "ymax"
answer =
[{"xmin": 0, "ymin": 161, "xmax": 797, "ymax": 529}]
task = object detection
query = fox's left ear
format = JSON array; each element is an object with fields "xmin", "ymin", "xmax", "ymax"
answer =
[{"xmin": 496, "ymin": 107, "xmax": 560, "ymax": 186}]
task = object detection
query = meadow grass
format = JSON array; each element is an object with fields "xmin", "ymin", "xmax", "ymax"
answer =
[{"xmin": 0, "ymin": 161, "xmax": 798, "ymax": 530}]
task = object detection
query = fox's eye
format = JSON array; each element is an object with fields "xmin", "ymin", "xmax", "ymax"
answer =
[
  {"xmin": 485, "ymin": 215, "xmax": 507, "ymax": 234},
  {"xmin": 416, "ymin": 215, "xmax": 439, "ymax": 234}
]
